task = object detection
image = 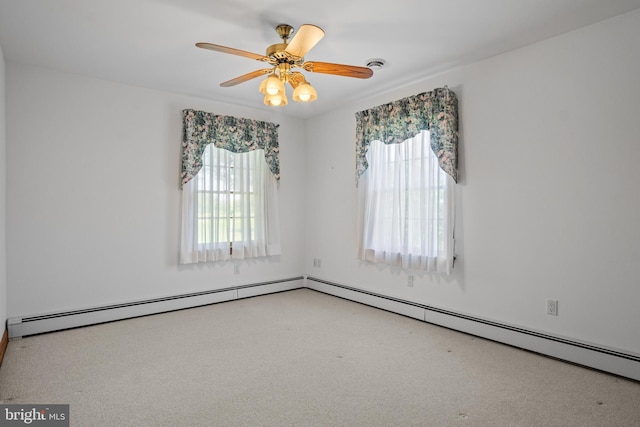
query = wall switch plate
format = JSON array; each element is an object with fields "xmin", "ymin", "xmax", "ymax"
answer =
[{"xmin": 547, "ymin": 299, "xmax": 558, "ymax": 316}]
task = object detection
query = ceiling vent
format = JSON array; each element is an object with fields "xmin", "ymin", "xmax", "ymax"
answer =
[{"xmin": 366, "ymin": 58, "xmax": 386, "ymax": 70}]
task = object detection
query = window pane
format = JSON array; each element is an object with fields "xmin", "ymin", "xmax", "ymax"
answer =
[
  {"xmin": 196, "ymin": 146, "xmax": 264, "ymax": 247},
  {"xmin": 361, "ymin": 131, "xmax": 451, "ymax": 269}
]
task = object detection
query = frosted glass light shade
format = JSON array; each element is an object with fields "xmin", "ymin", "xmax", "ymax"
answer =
[
  {"xmin": 264, "ymin": 91, "xmax": 288, "ymax": 107},
  {"xmin": 258, "ymin": 78, "xmax": 268, "ymax": 94},
  {"xmin": 292, "ymin": 82, "xmax": 317, "ymax": 102},
  {"xmin": 263, "ymin": 75, "xmax": 284, "ymax": 95}
]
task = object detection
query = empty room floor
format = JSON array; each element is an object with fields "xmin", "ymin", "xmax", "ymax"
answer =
[{"xmin": 1, "ymin": 289, "xmax": 639, "ymax": 426}]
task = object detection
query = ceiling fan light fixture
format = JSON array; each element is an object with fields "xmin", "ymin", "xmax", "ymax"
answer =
[
  {"xmin": 258, "ymin": 77, "xmax": 268, "ymax": 94},
  {"xmin": 197, "ymin": 23, "xmax": 373, "ymax": 108},
  {"xmin": 264, "ymin": 91, "xmax": 288, "ymax": 107},
  {"xmin": 292, "ymin": 82, "xmax": 317, "ymax": 102},
  {"xmin": 262, "ymin": 74, "xmax": 284, "ymax": 95}
]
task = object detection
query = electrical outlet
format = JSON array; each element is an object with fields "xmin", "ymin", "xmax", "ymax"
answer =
[
  {"xmin": 547, "ymin": 299, "xmax": 558, "ymax": 316},
  {"xmin": 407, "ymin": 275, "xmax": 414, "ymax": 287},
  {"xmin": 313, "ymin": 259, "xmax": 318, "ymax": 268}
]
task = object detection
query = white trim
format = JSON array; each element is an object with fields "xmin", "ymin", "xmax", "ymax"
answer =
[
  {"xmin": 8, "ymin": 276, "xmax": 639, "ymax": 382},
  {"xmin": 305, "ymin": 277, "xmax": 640, "ymax": 382},
  {"xmin": 8, "ymin": 278, "xmax": 303, "ymax": 339}
]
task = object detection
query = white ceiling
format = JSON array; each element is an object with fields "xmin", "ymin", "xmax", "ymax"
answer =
[{"xmin": 1, "ymin": 0, "xmax": 640, "ymax": 118}]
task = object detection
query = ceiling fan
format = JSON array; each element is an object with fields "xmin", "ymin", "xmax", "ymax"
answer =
[{"xmin": 196, "ymin": 24, "xmax": 374, "ymax": 106}]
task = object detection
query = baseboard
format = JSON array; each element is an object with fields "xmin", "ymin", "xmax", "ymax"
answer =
[
  {"xmin": 8, "ymin": 277, "xmax": 304, "ymax": 339},
  {"xmin": 306, "ymin": 276, "xmax": 640, "ymax": 382},
  {"xmin": 0, "ymin": 327, "xmax": 8, "ymax": 366},
  {"xmin": 8, "ymin": 275, "xmax": 639, "ymax": 381}
]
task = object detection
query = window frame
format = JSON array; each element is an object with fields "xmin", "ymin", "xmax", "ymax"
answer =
[{"xmin": 195, "ymin": 145, "xmax": 261, "ymax": 254}]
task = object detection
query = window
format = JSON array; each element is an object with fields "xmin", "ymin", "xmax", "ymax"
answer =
[
  {"xmin": 355, "ymin": 87, "xmax": 458, "ymax": 273},
  {"xmin": 181, "ymin": 145, "xmax": 281, "ymax": 264},
  {"xmin": 359, "ymin": 130, "xmax": 455, "ymax": 273},
  {"xmin": 196, "ymin": 145, "xmax": 256, "ymax": 248},
  {"xmin": 180, "ymin": 110, "xmax": 281, "ymax": 265}
]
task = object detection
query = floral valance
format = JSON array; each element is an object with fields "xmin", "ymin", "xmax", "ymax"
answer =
[
  {"xmin": 355, "ymin": 86, "xmax": 458, "ymax": 183},
  {"xmin": 181, "ymin": 109, "xmax": 280, "ymax": 187}
]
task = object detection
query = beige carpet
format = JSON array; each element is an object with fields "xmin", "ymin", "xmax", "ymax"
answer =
[{"xmin": 1, "ymin": 289, "xmax": 639, "ymax": 426}]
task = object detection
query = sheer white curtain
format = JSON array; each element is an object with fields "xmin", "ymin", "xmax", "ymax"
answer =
[
  {"xmin": 358, "ymin": 130, "xmax": 455, "ymax": 273},
  {"xmin": 180, "ymin": 145, "xmax": 281, "ymax": 264}
]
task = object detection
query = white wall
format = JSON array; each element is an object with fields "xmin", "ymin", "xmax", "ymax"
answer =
[
  {"xmin": 0, "ymin": 46, "xmax": 7, "ymax": 330},
  {"xmin": 5, "ymin": 8, "xmax": 640, "ymax": 359},
  {"xmin": 305, "ymin": 9, "xmax": 640, "ymax": 354},
  {"xmin": 5, "ymin": 65, "xmax": 306, "ymax": 317}
]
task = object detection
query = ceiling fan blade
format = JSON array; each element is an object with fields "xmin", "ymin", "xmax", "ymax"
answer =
[
  {"xmin": 196, "ymin": 42, "xmax": 267, "ymax": 61},
  {"xmin": 284, "ymin": 24, "xmax": 325, "ymax": 58},
  {"xmin": 302, "ymin": 61, "xmax": 373, "ymax": 79},
  {"xmin": 220, "ymin": 69, "xmax": 272, "ymax": 87}
]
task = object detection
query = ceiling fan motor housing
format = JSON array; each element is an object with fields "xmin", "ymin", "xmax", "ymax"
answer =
[
  {"xmin": 268, "ymin": 24, "xmax": 304, "ymax": 65},
  {"xmin": 275, "ymin": 24, "xmax": 294, "ymax": 41},
  {"xmin": 266, "ymin": 43, "xmax": 302, "ymax": 65}
]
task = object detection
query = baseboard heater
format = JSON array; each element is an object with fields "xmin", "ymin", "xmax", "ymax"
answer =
[
  {"xmin": 306, "ymin": 276, "xmax": 640, "ymax": 382},
  {"xmin": 8, "ymin": 277, "xmax": 304, "ymax": 339}
]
